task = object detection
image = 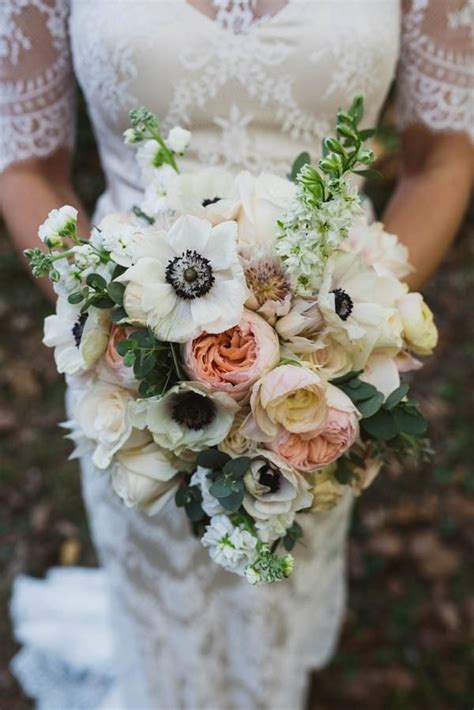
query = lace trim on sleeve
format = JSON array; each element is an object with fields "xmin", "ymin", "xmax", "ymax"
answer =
[
  {"xmin": 397, "ymin": 0, "xmax": 474, "ymax": 139},
  {"xmin": 0, "ymin": 0, "xmax": 75, "ymax": 172}
]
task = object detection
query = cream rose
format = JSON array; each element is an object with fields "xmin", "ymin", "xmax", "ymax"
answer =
[
  {"xmin": 236, "ymin": 171, "xmax": 295, "ymax": 249},
  {"xmin": 112, "ymin": 433, "xmax": 181, "ymax": 514},
  {"xmin": 398, "ymin": 292, "xmax": 438, "ymax": 356},
  {"xmin": 242, "ymin": 364, "xmax": 328, "ymax": 442},
  {"xmin": 182, "ymin": 309, "xmax": 280, "ymax": 402},
  {"xmin": 270, "ymin": 384, "xmax": 359, "ymax": 472},
  {"xmin": 284, "ymin": 333, "xmax": 354, "ymax": 380},
  {"xmin": 218, "ymin": 410, "xmax": 258, "ymax": 457},
  {"xmin": 74, "ymin": 382, "xmax": 135, "ymax": 469}
]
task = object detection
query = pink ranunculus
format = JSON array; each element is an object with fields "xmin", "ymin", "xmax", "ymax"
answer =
[
  {"xmin": 97, "ymin": 324, "xmax": 139, "ymax": 391},
  {"xmin": 182, "ymin": 309, "xmax": 280, "ymax": 403},
  {"xmin": 242, "ymin": 364, "xmax": 328, "ymax": 442},
  {"xmin": 270, "ymin": 384, "xmax": 359, "ymax": 472}
]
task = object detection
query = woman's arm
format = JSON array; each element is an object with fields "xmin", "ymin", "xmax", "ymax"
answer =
[
  {"xmin": 383, "ymin": 126, "xmax": 473, "ymax": 291},
  {"xmin": 0, "ymin": 149, "xmax": 90, "ymax": 302}
]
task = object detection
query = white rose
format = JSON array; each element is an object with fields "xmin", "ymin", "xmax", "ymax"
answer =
[
  {"xmin": 236, "ymin": 171, "xmax": 295, "ymax": 249},
  {"xmin": 112, "ymin": 433, "xmax": 180, "ymax": 514},
  {"xmin": 345, "ymin": 218, "xmax": 413, "ymax": 279},
  {"xmin": 75, "ymin": 382, "xmax": 135, "ymax": 469},
  {"xmin": 166, "ymin": 126, "xmax": 192, "ymax": 153}
]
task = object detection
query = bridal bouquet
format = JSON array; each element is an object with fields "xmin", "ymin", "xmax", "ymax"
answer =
[{"xmin": 26, "ymin": 98, "xmax": 438, "ymax": 584}]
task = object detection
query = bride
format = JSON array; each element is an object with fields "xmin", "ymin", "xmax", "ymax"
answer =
[{"xmin": 1, "ymin": 1, "xmax": 472, "ymax": 708}]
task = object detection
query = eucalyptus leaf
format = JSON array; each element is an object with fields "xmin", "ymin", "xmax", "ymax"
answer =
[
  {"xmin": 209, "ymin": 475, "xmax": 233, "ymax": 499},
  {"xmin": 357, "ymin": 392, "xmax": 384, "ymax": 418},
  {"xmin": 68, "ymin": 292, "xmax": 84, "ymax": 305},
  {"xmin": 111, "ymin": 307, "xmax": 129, "ymax": 323},
  {"xmin": 393, "ymin": 406, "xmax": 427, "ymax": 436},
  {"xmin": 107, "ymin": 281, "xmax": 125, "ymax": 305},
  {"xmin": 92, "ymin": 296, "xmax": 115, "ymax": 309},
  {"xmin": 86, "ymin": 273, "xmax": 107, "ymax": 290},
  {"xmin": 218, "ymin": 485, "xmax": 245, "ymax": 512},
  {"xmin": 361, "ymin": 409, "xmax": 399, "ymax": 441},
  {"xmin": 223, "ymin": 456, "xmax": 251, "ymax": 479},
  {"xmin": 197, "ymin": 449, "xmax": 230, "ymax": 470},
  {"xmin": 385, "ymin": 384, "xmax": 410, "ymax": 411}
]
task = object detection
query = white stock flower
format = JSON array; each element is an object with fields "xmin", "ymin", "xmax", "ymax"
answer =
[
  {"xmin": 201, "ymin": 515, "xmax": 257, "ymax": 575},
  {"xmin": 236, "ymin": 171, "xmax": 295, "ymax": 249},
  {"xmin": 130, "ymin": 381, "xmax": 239, "ymax": 455},
  {"xmin": 74, "ymin": 382, "xmax": 135, "ymax": 469},
  {"xmin": 112, "ymin": 432, "xmax": 180, "ymax": 515},
  {"xmin": 43, "ymin": 297, "xmax": 110, "ymax": 374},
  {"xmin": 38, "ymin": 205, "xmax": 78, "ymax": 246},
  {"xmin": 167, "ymin": 168, "xmax": 240, "ymax": 224},
  {"xmin": 97, "ymin": 213, "xmax": 147, "ymax": 268},
  {"xmin": 255, "ymin": 511, "xmax": 295, "ymax": 544},
  {"xmin": 72, "ymin": 244, "xmax": 101, "ymax": 270},
  {"xmin": 140, "ymin": 165, "xmax": 177, "ymax": 216},
  {"xmin": 190, "ymin": 466, "xmax": 226, "ymax": 517},
  {"xmin": 318, "ymin": 251, "xmax": 406, "ymax": 370},
  {"xmin": 166, "ymin": 126, "xmax": 192, "ymax": 154},
  {"xmin": 117, "ymin": 215, "xmax": 248, "ymax": 342}
]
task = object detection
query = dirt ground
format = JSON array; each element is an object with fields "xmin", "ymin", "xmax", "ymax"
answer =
[{"xmin": 1, "ymin": 104, "xmax": 473, "ymax": 710}]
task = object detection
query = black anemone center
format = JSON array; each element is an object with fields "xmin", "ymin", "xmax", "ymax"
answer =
[
  {"xmin": 171, "ymin": 392, "xmax": 216, "ymax": 431},
  {"xmin": 258, "ymin": 464, "xmax": 281, "ymax": 493},
  {"xmin": 201, "ymin": 196, "xmax": 221, "ymax": 207},
  {"xmin": 331, "ymin": 288, "xmax": 353, "ymax": 321},
  {"xmin": 165, "ymin": 249, "xmax": 214, "ymax": 300},
  {"xmin": 72, "ymin": 313, "xmax": 88, "ymax": 347}
]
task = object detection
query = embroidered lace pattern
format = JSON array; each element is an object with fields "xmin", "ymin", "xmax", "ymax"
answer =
[
  {"xmin": 0, "ymin": 0, "xmax": 75, "ymax": 172},
  {"xmin": 397, "ymin": 0, "xmax": 474, "ymax": 139}
]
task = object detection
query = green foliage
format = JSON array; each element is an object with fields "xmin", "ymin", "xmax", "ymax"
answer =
[
  {"xmin": 288, "ymin": 151, "xmax": 311, "ymax": 182},
  {"xmin": 175, "ymin": 484, "xmax": 206, "ymax": 522},
  {"xmin": 116, "ymin": 328, "xmax": 183, "ymax": 397},
  {"xmin": 128, "ymin": 107, "xmax": 179, "ymax": 172},
  {"xmin": 283, "ymin": 521, "xmax": 303, "ymax": 552}
]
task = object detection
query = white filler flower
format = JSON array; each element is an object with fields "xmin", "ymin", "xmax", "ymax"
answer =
[
  {"xmin": 38, "ymin": 205, "xmax": 78, "ymax": 246},
  {"xmin": 166, "ymin": 126, "xmax": 192, "ymax": 154},
  {"xmin": 201, "ymin": 515, "xmax": 257, "ymax": 575},
  {"xmin": 118, "ymin": 215, "xmax": 248, "ymax": 342}
]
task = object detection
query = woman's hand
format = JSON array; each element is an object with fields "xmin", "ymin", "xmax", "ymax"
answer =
[
  {"xmin": 383, "ymin": 125, "xmax": 473, "ymax": 291},
  {"xmin": 0, "ymin": 149, "xmax": 90, "ymax": 303}
]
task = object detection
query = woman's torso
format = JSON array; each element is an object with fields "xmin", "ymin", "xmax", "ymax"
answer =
[{"xmin": 69, "ymin": 0, "xmax": 401, "ymax": 215}]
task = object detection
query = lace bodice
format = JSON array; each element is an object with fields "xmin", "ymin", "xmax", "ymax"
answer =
[{"xmin": 1, "ymin": 0, "xmax": 472, "ymax": 183}]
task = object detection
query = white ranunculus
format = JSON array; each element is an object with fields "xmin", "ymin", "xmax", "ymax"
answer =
[
  {"xmin": 201, "ymin": 515, "xmax": 258, "ymax": 575},
  {"xmin": 166, "ymin": 168, "xmax": 240, "ymax": 224},
  {"xmin": 166, "ymin": 126, "xmax": 192, "ymax": 154},
  {"xmin": 344, "ymin": 218, "xmax": 413, "ymax": 279},
  {"xmin": 97, "ymin": 213, "xmax": 147, "ymax": 268},
  {"xmin": 38, "ymin": 205, "xmax": 78, "ymax": 246},
  {"xmin": 112, "ymin": 433, "xmax": 181, "ymax": 515},
  {"xmin": 43, "ymin": 297, "xmax": 110, "ymax": 375},
  {"xmin": 318, "ymin": 251, "xmax": 406, "ymax": 370},
  {"xmin": 190, "ymin": 466, "xmax": 226, "ymax": 517},
  {"xmin": 242, "ymin": 450, "xmax": 313, "ymax": 519},
  {"xmin": 117, "ymin": 215, "xmax": 248, "ymax": 342},
  {"xmin": 236, "ymin": 171, "xmax": 296, "ymax": 249},
  {"xmin": 130, "ymin": 381, "xmax": 239, "ymax": 455},
  {"xmin": 74, "ymin": 382, "xmax": 135, "ymax": 469}
]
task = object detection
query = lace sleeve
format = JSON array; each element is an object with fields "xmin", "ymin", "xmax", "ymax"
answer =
[
  {"xmin": 0, "ymin": 0, "xmax": 75, "ymax": 172},
  {"xmin": 397, "ymin": 0, "xmax": 473, "ymax": 139}
]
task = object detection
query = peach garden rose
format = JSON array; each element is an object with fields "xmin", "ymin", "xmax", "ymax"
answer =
[
  {"xmin": 182, "ymin": 309, "xmax": 280, "ymax": 402},
  {"xmin": 269, "ymin": 383, "xmax": 359, "ymax": 472}
]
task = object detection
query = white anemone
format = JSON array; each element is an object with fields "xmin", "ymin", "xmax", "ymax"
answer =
[
  {"xmin": 43, "ymin": 297, "xmax": 110, "ymax": 375},
  {"xmin": 166, "ymin": 168, "xmax": 240, "ymax": 224},
  {"xmin": 118, "ymin": 215, "xmax": 248, "ymax": 342},
  {"xmin": 318, "ymin": 251, "xmax": 406, "ymax": 370},
  {"xmin": 130, "ymin": 381, "xmax": 239, "ymax": 455}
]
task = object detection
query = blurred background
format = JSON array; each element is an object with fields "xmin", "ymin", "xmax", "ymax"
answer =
[{"xmin": 0, "ymin": 95, "xmax": 473, "ymax": 710}]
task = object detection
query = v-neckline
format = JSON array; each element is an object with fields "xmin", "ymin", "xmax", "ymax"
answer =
[{"xmin": 183, "ymin": 0, "xmax": 292, "ymax": 34}]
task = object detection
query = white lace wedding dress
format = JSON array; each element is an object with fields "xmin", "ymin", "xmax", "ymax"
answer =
[{"xmin": 2, "ymin": 1, "xmax": 472, "ymax": 708}]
